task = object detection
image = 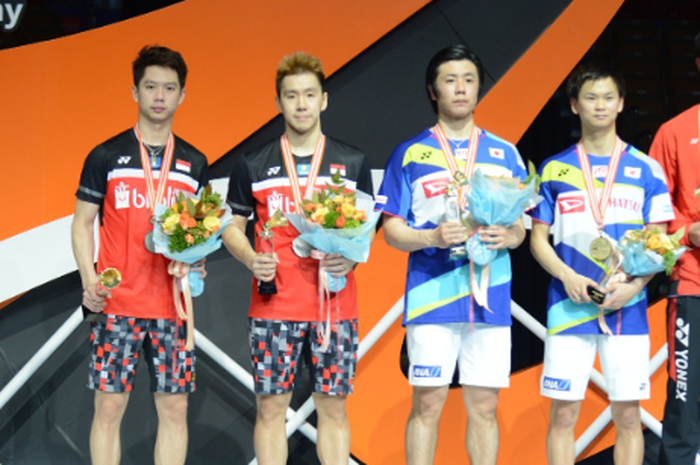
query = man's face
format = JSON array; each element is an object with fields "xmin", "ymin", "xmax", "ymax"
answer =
[
  {"xmin": 276, "ymin": 72, "xmax": 328, "ymax": 136},
  {"xmin": 429, "ymin": 59, "xmax": 479, "ymax": 121},
  {"xmin": 132, "ymin": 65, "xmax": 185, "ymax": 125},
  {"xmin": 570, "ymin": 77, "xmax": 624, "ymax": 131}
]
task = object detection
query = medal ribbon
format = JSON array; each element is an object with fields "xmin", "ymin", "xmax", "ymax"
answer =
[
  {"xmin": 134, "ymin": 124, "xmax": 175, "ymax": 214},
  {"xmin": 576, "ymin": 137, "xmax": 623, "ymax": 233},
  {"xmin": 434, "ymin": 123, "xmax": 479, "ymax": 209},
  {"xmin": 280, "ymin": 134, "xmax": 326, "ymax": 214}
]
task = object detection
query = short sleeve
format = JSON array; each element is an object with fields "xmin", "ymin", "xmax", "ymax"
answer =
[
  {"xmin": 377, "ymin": 144, "xmax": 412, "ymax": 219},
  {"xmin": 226, "ymin": 155, "xmax": 254, "ymax": 217},
  {"xmin": 76, "ymin": 146, "xmax": 108, "ymax": 205}
]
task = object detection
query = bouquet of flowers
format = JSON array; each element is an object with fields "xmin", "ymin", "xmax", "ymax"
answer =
[
  {"xmin": 286, "ymin": 173, "xmax": 381, "ymax": 292},
  {"xmin": 151, "ymin": 185, "xmax": 232, "ymax": 349},
  {"xmin": 464, "ymin": 162, "xmax": 542, "ymax": 266},
  {"xmin": 617, "ymin": 227, "xmax": 686, "ymax": 277},
  {"xmin": 592, "ymin": 227, "xmax": 685, "ymax": 335},
  {"xmin": 286, "ymin": 173, "xmax": 380, "ymax": 351}
]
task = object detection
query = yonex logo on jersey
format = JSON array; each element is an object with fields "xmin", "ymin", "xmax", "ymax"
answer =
[
  {"xmin": 558, "ymin": 196, "xmax": 585, "ymax": 214},
  {"xmin": 412, "ymin": 365, "xmax": 441, "ymax": 378},
  {"xmin": 455, "ymin": 149, "xmax": 468, "ymax": 161},
  {"xmin": 592, "ymin": 165, "xmax": 607, "ymax": 178},
  {"xmin": 266, "ymin": 166, "xmax": 281, "ymax": 176},
  {"xmin": 624, "ymin": 166, "xmax": 641, "ymax": 179},
  {"xmin": 691, "ymin": 138, "xmax": 699, "ymax": 145},
  {"xmin": 115, "ymin": 182, "xmax": 130, "ymax": 209},
  {"xmin": 330, "ymin": 164, "xmax": 346, "ymax": 176},
  {"xmin": 489, "ymin": 148, "xmax": 505, "ymax": 159},
  {"xmin": 676, "ymin": 317, "xmax": 690, "ymax": 348},
  {"xmin": 422, "ymin": 178, "xmax": 450, "ymax": 199},
  {"xmin": 118, "ymin": 156, "xmax": 131, "ymax": 165},
  {"xmin": 542, "ymin": 376, "xmax": 571, "ymax": 391}
]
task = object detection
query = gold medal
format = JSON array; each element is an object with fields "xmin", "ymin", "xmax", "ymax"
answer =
[
  {"xmin": 98, "ymin": 268, "xmax": 122, "ymax": 289},
  {"xmin": 590, "ymin": 236, "xmax": 612, "ymax": 261}
]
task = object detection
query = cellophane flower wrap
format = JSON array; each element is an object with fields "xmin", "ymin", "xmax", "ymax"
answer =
[
  {"xmin": 286, "ymin": 173, "xmax": 381, "ymax": 292},
  {"xmin": 152, "ymin": 185, "xmax": 233, "ymax": 296},
  {"xmin": 617, "ymin": 227, "xmax": 686, "ymax": 277},
  {"xmin": 464, "ymin": 163, "xmax": 543, "ymax": 265}
]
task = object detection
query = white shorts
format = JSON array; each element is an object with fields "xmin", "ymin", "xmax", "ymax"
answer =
[
  {"xmin": 541, "ymin": 334, "xmax": 650, "ymax": 401},
  {"xmin": 406, "ymin": 323, "xmax": 511, "ymax": 388}
]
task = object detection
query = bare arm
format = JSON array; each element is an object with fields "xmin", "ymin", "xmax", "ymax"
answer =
[
  {"xmin": 530, "ymin": 221, "xmax": 599, "ymax": 304},
  {"xmin": 71, "ymin": 199, "xmax": 109, "ymax": 312},
  {"xmin": 222, "ymin": 215, "xmax": 277, "ymax": 282}
]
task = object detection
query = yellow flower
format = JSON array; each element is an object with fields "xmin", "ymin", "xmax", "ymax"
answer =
[
  {"xmin": 203, "ymin": 216, "xmax": 221, "ymax": 232},
  {"xmin": 333, "ymin": 195, "xmax": 345, "ymax": 205},
  {"xmin": 341, "ymin": 202, "xmax": 356, "ymax": 217},
  {"xmin": 311, "ymin": 207, "xmax": 328, "ymax": 224},
  {"xmin": 647, "ymin": 233, "xmax": 675, "ymax": 255},
  {"xmin": 162, "ymin": 213, "xmax": 180, "ymax": 234}
]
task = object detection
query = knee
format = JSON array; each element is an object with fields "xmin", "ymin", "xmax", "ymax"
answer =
[
  {"xmin": 256, "ymin": 395, "xmax": 290, "ymax": 424},
  {"xmin": 549, "ymin": 402, "xmax": 580, "ymax": 432},
  {"xmin": 463, "ymin": 387, "xmax": 500, "ymax": 422},
  {"xmin": 315, "ymin": 395, "xmax": 348, "ymax": 426},
  {"xmin": 410, "ymin": 387, "xmax": 448, "ymax": 423},
  {"xmin": 612, "ymin": 404, "xmax": 641, "ymax": 433},
  {"xmin": 155, "ymin": 394, "xmax": 189, "ymax": 428},
  {"xmin": 94, "ymin": 393, "xmax": 128, "ymax": 427}
]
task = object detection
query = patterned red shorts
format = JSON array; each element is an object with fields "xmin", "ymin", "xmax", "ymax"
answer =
[
  {"xmin": 249, "ymin": 318, "xmax": 358, "ymax": 396},
  {"xmin": 88, "ymin": 314, "xmax": 195, "ymax": 393}
]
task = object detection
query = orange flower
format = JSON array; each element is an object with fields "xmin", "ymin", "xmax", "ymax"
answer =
[
  {"xmin": 179, "ymin": 213, "xmax": 197, "ymax": 229},
  {"xmin": 336, "ymin": 216, "xmax": 346, "ymax": 228},
  {"xmin": 185, "ymin": 233, "xmax": 195, "ymax": 244}
]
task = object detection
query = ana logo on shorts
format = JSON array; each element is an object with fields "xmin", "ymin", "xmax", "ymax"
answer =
[
  {"xmin": 412, "ymin": 365, "xmax": 441, "ymax": 378},
  {"xmin": 543, "ymin": 376, "xmax": 571, "ymax": 391}
]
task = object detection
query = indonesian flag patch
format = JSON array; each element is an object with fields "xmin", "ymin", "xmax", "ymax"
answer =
[
  {"xmin": 175, "ymin": 159, "xmax": 191, "ymax": 173},
  {"xmin": 330, "ymin": 163, "xmax": 346, "ymax": 176}
]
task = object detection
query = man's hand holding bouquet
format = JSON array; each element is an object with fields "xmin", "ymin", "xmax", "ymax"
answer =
[
  {"xmin": 286, "ymin": 172, "xmax": 381, "ymax": 349},
  {"xmin": 151, "ymin": 184, "xmax": 232, "ymax": 349}
]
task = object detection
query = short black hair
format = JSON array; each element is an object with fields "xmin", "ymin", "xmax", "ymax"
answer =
[
  {"xmin": 132, "ymin": 45, "xmax": 188, "ymax": 88},
  {"xmin": 694, "ymin": 31, "xmax": 700, "ymax": 60},
  {"xmin": 425, "ymin": 45, "xmax": 484, "ymax": 114},
  {"xmin": 565, "ymin": 62, "xmax": 626, "ymax": 101}
]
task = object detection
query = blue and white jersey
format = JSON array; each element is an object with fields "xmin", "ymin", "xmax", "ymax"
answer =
[
  {"xmin": 377, "ymin": 127, "xmax": 526, "ymax": 326},
  {"xmin": 529, "ymin": 143, "xmax": 674, "ymax": 335}
]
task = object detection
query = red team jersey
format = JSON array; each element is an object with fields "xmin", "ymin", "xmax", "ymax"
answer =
[
  {"xmin": 76, "ymin": 129, "xmax": 209, "ymax": 319},
  {"xmin": 227, "ymin": 136, "xmax": 373, "ymax": 322},
  {"xmin": 649, "ymin": 105, "xmax": 700, "ymax": 296}
]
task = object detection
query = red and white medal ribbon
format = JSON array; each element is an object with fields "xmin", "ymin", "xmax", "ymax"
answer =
[
  {"xmin": 134, "ymin": 124, "xmax": 175, "ymax": 216},
  {"xmin": 280, "ymin": 133, "xmax": 326, "ymax": 213},
  {"xmin": 135, "ymin": 125, "xmax": 195, "ymax": 349},
  {"xmin": 576, "ymin": 137, "xmax": 623, "ymax": 234},
  {"xmin": 435, "ymin": 123, "xmax": 491, "ymax": 315},
  {"xmin": 576, "ymin": 137, "xmax": 623, "ymax": 336},
  {"xmin": 433, "ymin": 123, "xmax": 479, "ymax": 210},
  {"xmin": 168, "ymin": 261, "xmax": 195, "ymax": 351},
  {"xmin": 281, "ymin": 134, "xmax": 336, "ymax": 349}
]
